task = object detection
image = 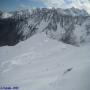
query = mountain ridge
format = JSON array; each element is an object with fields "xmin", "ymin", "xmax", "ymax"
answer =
[{"xmin": 0, "ymin": 8, "xmax": 90, "ymax": 46}]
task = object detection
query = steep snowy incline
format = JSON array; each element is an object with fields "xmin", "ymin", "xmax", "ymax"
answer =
[{"xmin": 0, "ymin": 33, "xmax": 90, "ymax": 90}]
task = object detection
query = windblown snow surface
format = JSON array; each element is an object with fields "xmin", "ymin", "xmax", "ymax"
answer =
[{"xmin": 0, "ymin": 32, "xmax": 90, "ymax": 90}]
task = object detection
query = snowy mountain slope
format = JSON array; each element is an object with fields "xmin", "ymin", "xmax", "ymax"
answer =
[
  {"xmin": 0, "ymin": 8, "xmax": 90, "ymax": 46},
  {"xmin": 0, "ymin": 33, "xmax": 90, "ymax": 90},
  {"xmin": 0, "ymin": 8, "xmax": 90, "ymax": 90}
]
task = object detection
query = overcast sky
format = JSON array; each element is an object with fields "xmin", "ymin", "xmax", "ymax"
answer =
[{"xmin": 0, "ymin": 0, "xmax": 90, "ymax": 13}]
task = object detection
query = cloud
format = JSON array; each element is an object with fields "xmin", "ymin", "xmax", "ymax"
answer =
[
  {"xmin": 41, "ymin": 0, "xmax": 90, "ymax": 13},
  {"xmin": 41, "ymin": 0, "xmax": 65, "ymax": 8}
]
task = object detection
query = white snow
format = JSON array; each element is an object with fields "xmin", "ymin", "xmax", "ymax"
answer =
[
  {"xmin": 46, "ymin": 23, "xmax": 65, "ymax": 40},
  {"xmin": 0, "ymin": 32, "xmax": 90, "ymax": 90},
  {"xmin": 1, "ymin": 12, "xmax": 12, "ymax": 19}
]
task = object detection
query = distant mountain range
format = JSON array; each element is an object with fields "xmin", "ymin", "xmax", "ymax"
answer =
[{"xmin": 0, "ymin": 8, "xmax": 90, "ymax": 46}]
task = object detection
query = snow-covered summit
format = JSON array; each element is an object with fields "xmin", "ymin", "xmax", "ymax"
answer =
[
  {"xmin": 1, "ymin": 12, "xmax": 12, "ymax": 19},
  {"xmin": 57, "ymin": 7, "xmax": 88, "ymax": 16},
  {"xmin": 0, "ymin": 8, "xmax": 90, "ymax": 90},
  {"xmin": 0, "ymin": 8, "xmax": 90, "ymax": 46}
]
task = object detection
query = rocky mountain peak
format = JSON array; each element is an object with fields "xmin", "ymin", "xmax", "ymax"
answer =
[{"xmin": 0, "ymin": 8, "xmax": 90, "ymax": 46}]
